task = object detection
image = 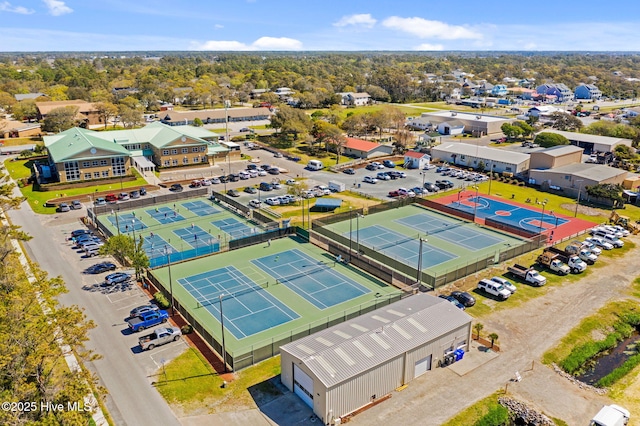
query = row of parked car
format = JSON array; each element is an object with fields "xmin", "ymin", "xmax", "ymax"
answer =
[
  {"xmin": 70, "ymin": 229, "xmax": 104, "ymax": 257},
  {"xmin": 437, "ymin": 166, "xmax": 490, "ymax": 183},
  {"xmin": 93, "ymin": 188, "xmax": 147, "ymax": 206}
]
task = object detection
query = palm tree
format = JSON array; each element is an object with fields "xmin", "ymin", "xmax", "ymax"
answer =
[
  {"xmin": 488, "ymin": 332, "xmax": 499, "ymax": 348},
  {"xmin": 473, "ymin": 323, "xmax": 484, "ymax": 340}
]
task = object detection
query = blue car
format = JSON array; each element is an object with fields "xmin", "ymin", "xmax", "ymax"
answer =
[
  {"xmin": 439, "ymin": 295, "xmax": 466, "ymax": 310},
  {"xmin": 383, "ymin": 159, "xmax": 396, "ymax": 168}
]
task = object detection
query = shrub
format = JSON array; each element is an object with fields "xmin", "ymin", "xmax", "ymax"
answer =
[
  {"xmin": 561, "ymin": 333, "xmax": 621, "ymax": 374},
  {"xmin": 475, "ymin": 404, "xmax": 510, "ymax": 426},
  {"xmin": 181, "ymin": 324, "xmax": 193, "ymax": 335},
  {"xmin": 153, "ymin": 292, "xmax": 170, "ymax": 309}
]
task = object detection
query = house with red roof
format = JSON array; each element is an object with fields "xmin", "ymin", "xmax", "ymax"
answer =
[
  {"xmin": 403, "ymin": 151, "xmax": 431, "ymax": 169},
  {"xmin": 343, "ymin": 137, "xmax": 393, "ymax": 159}
]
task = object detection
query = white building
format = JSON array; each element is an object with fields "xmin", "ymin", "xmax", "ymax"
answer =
[
  {"xmin": 540, "ymin": 130, "xmax": 633, "ymax": 154},
  {"xmin": 403, "ymin": 151, "xmax": 431, "ymax": 169},
  {"xmin": 431, "ymin": 142, "xmax": 531, "ymax": 175},
  {"xmin": 280, "ymin": 294, "xmax": 472, "ymax": 425}
]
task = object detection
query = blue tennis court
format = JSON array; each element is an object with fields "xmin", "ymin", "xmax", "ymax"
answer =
[
  {"xmin": 173, "ymin": 225, "xmax": 218, "ymax": 249},
  {"xmin": 396, "ymin": 213, "xmax": 504, "ymax": 250},
  {"xmin": 356, "ymin": 224, "xmax": 458, "ymax": 269},
  {"xmin": 252, "ymin": 249, "xmax": 370, "ymax": 309},
  {"xmin": 179, "ymin": 266, "xmax": 299, "ymax": 339},
  {"xmin": 140, "ymin": 233, "xmax": 177, "ymax": 258},
  {"xmin": 448, "ymin": 196, "xmax": 569, "ymax": 234},
  {"xmin": 106, "ymin": 213, "xmax": 148, "ymax": 233},
  {"xmin": 145, "ymin": 206, "xmax": 185, "ymax": 224},
  {"xmin": 183, "ymin": 200, "xmax": 221, "ymax": 217},
  {"xmin": 212, "ymin": 217, "xmax": 256, "ymax": 239}
]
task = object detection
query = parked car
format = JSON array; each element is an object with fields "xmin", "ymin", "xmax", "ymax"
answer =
[
  {"xmin": 268, "ymin": 167, "xmax": 280, "ymax": 175},
  {"xmin": 411, "ymin": 187, "xmax": 425, "ymax": 195},
  {"xmin": 58, "ymin": 203, "xmax": 71, "ymax": 212},
  {"xmin": 343, "ymin": 168, "xmax": 356, "ymax": 175},
  {"xmin": 210, "ymin": 177, "xmax": 221, "ymax": 184},
  {"xmin": 239, "ymin": 127, "xmax": 251, "ymax": 132},
  {"xmin": 228, "ymin": 173, "xmax": 240, "ymax": 182},
  {"xmin": 585, "ymin": 237, "xmax": 613, "ymax": 250},
  {"xmin": 71, "ymin": 229, "xmax": 91, "ymax": 238},
  {"xmin": 118, "ymin": 192, "xmax": 130, "ymax": 201},
  {"xmin": 244, "ymin": 186, "xmax": 257, "ymax": 194},
  {"xmin": 129, "ymin": 304, "xmax": 159, "ymax": 318},
  {"xmin": 365, "ymin": 163, "xmax": 378, "ymax": 171},
  {"xmin": 129, "ymin": 190, "xmax": 141, "ymax": 199},
  {"xmin": 388, "ymin": 190, "xmax": 400, "ymax": 197},
  {"xmin": 104, "ymin": 272, "xmax": 131, "ymax": 286},
  {"xmin": 257, "ymin": 169, "xmax": 268, "ymax": 176},
  {"xmin": 70, "ymin": 200, "xmax": 82, "ymax": 210},
  {"xmin": 285, "ymin": 179, "xmax": 297, "ymax": 185},
  {"xmin": 265, "ymin": 197, "xmax": 280, "ymax": 206},
  {"xmin": 226, "ymin": 189, "xmax": 240, "ymax": 197},
  {"xmin": 85, "ymin": 262, "xmax": 116, "ymax": 274},
  {"xmin": 139, "ymin": 187, "xmax": 147, "ymax": 196},
  {"xmin": 383, "ymin": 159, "xmax": 396, "ymax": 168},
  {"xmin": 95, "ymin": 197, "xmax": 107, "ymax": 206},
  {"xmin": 377, "ymin": 172, "xmax": 391, "ymax": 181},
  {"xmin": 398, "ymin": 188, "xmax": 416, "ymax": 197},
  {"xmin": 363, "ymin": 176, "xmax": 378, "ymax": 184},
  {"xmin": 169, "ymin": 183, "xmax": 183, "ymax": 192},
  {"xmin": 189, "ymin": 180, "xmax": 202, "ymax": 188},
  {"xmin": 370, "ymin": 161, "xmax": 383, "ymax": 169},
  {"xmin": 450, "ymin": 291, "xmax": 476, "ymax": 307},
  {"xmin": 105, "ymin": 194, "xmax": 118, "ymax": 203},
  {"xmin": 200, "ymin": 179, "xmax": 212, "ymax": 186},
  {"xmin": 438, "ymin": 295, "xmax": 466, "ymax": 310},
  {"xmin": 274, "ymin": 152, "xmax": 283, "ymax": 158},
  {"xmin": 424, "ymin": 182, "xmax": 439, "ymax": 192},
  {"xmin": 249, "ymin": 199, "xmax": 262, "ymax": 208},
  {"xmin": 490, "ymin": 276, "xmax": 517, "ymax": 293},
  {"xmin": 259, "ymin": 182, "xmax": 273, "ymax": 191}
]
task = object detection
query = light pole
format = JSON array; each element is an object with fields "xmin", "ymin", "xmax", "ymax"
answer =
[
  {"xmin": 420, "ymin": 171, "xmax": 426, "ymax": 195},
  {"xmin": 356, "ymin": 213, "xmax": 363, "ymax": 255},
  {"xmin": 574, "ymin": 179, "xmax": 584, "ymax": 217},
  {"xmin": 349, "ymin": 207, "xmax": 353, "ymax": 260},
  {"xmin": 487, "ymin": 163, "xmax": 494, "ymax": 195},
  {"xmin": 219, "ymin": 294, "xmax": 227, "ymax": 373},
  {"xmin": 164, "ymin": 246, "xmax": 174, "ymax": 316},
  {"xmin": 112, "ymin": 209, "xmax": 120, "ymax": 236},
  {"xmin": 416, "ymin": 238, "xmax": 427, "ymax": 285},
  {"xmin": 224, "ymin": 99, "xmax": 230, "ymax": 175},
  {"xmin": 457, "ymin": 188, "xmax": 464, "ymax": 204},
  {"xmin": 257, "ymin": 186, "xmax": 261, "ymax": 210},
  {"xmin": 472, "ymin": 185, "xmax": 479, "ymax": 217},
  {"xmin": 539, "ymin": 199, "xmax": 548, "ymax": 233}
]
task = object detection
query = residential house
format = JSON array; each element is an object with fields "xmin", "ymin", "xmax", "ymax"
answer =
[
  {"xmin": 536, "ymin": 83, "xmax": 573, "ymax": 102},
  {"xmin": 338, "ymin": 92, "xmax": 371, "ymax": 106},
  {"xmin": 403, "ymin": 151, "xmax": 431, "ymax": 169},
  {"xmin": 14, "ymin": 92, "xmax": 46, "ymax": 101},
  {"xmin": 574, "ymin": 84, "xmax": 602, "ymax": 100},
  {"xmin": 474, "ymin": 82, "xmax": 494, "ymax": 96},
  {"xmin": 491, "ymin": 85, "xmax": 508, "ymax": 97},
  {"xmin": 0, "ymin": 119, "xmax": 41, "ymax": 139},
  {"xmin": 35, "ymin": 99, "xmax": 101, "ymax": 126}
]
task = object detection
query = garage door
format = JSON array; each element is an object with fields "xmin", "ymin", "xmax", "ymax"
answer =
[
  {"xmin": 414, "ymin": 355, "xmax": 432, "ymax": 378},
  {"xmin": 293, "ymin": 364, "xmax": 314, "ymax": 408}
]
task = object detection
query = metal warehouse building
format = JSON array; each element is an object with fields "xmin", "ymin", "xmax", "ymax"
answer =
[
  {"xmin": 280, "ymin": 294, "xmax": 472, "ymax": 425},
  {"xmin": 419, "ymin": 110, "xmax": 513, "ymax": 135},
  {"xmin": 540, "ymin": 130, "xmax": 632, "ymax": 154},
  {"xmin": 431, "ymin": 142, "xmax": 531, "ymax": 175}
]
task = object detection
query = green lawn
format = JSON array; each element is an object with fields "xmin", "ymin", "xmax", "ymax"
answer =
[{"xmin": 5, "ymin": 158, "xmax": 148, "ymax": 214}]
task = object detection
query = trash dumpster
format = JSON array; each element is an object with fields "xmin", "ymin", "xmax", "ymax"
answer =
[{"xmin": 454, "ymin": 348, "xmax": 465, "ymax": 361}]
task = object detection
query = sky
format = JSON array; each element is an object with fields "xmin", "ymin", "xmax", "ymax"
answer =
[{"xmin": 2, "ymin": 0, "xmax": 640, "ymax": 52}]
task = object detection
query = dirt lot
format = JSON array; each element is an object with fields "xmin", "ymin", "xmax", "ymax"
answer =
[{"xmin": 351, "ymin": 236, "xmax": 640, "ymax": 426}]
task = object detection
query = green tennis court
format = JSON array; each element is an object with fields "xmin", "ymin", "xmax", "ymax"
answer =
[
  {"xmin": 325, "ymin": 204, "xmax": 527, "ymax": 276},
  {"xmin": 149, "ymin": 236, "xmax": 403, "ymax": 356}
]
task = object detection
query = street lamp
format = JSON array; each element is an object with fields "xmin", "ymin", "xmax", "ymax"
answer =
[
  {"xmin": 416, "ymin": 238, "xmax": 428, "ymax": 285},
  {"xmin": 487, "ymin": 162, "xmax": 494, "ymax": 195},
  {"xmin": 164, "ymin": 246, "xmax": 174, "ymax": 316},
  {"xmin": 219, "ymin": 294, "xmax": 227, "ymax": 373},
  {"xmin": 349, "ymin": 207, "xmax": 353, "ymax": 260},
  {"xmin": 472, "ymin": 185, "xmax": 480, "ymax": 217},
  {"xmin": 356, "ymin": 213, "xmax": 363, "ymax": 255},
  {"xmin": 574, "ymin": 179, "xmax": 584, "ymax": 217},
  {"xmin": 457, "ymin": 188, "xmax": 464, "ymax": 204},
  {"xmin": 112, "ymin": 209, "xmax": 120, "ymax": 236},
  {"xmin": 224, "ymin": 99, "xmax": 231, "ymax": 175}
]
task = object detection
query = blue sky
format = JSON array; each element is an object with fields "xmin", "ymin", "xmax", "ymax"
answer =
[{"xmin": 1, "ymin": 0, "xmax": 640, "ymax": 52}]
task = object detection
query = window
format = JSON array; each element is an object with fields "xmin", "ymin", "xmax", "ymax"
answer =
[
  {"xmin": 505, "ymin": 167, "xmax": 512, "ymax": 172},
  {"xmin": 183, "ymin": 157, "xmax": 189, "ymax": 165},
  {"xmin": 181, "ymin": 148, "xmax": 188, "ymax": 154},
  {"xmin": 460, "ymin": 155, "xmax": 466, "ymax": 160},
  {"xmin": 201, "ymin": 146, "xmax": 207, "ymax": 152},
  {"xmin": 172, "ymin": 159, "xmax": 178, "ymax": 166},
  {"xmin": 92, "ymin": 160, "xmax": 99, "ymax": 166},
  {"xmin": 162, "ymin": 150, "xmax": 169, "ymax": 155},
  {"xmin": 82, "ymin": 161, "xmax": 90, "ymax": 167},
  {"xmin": 102, "ymin": 170, "xmax": 109, "ymax": 177},
  {"xmin": 64, "ymin": 161, "xmax": 80, "ymax": 181},
  {"xmin": 163, "ymin": 160, "xmax": 171, "ymax": 167},
  {"xmin": 193, "ymin": 156, "xmax": 200, "ymax": 163},
  {"xmin": 84, "ymin": 173, "xmax": 91, "ymax": 180},
  {"xmin": 171, "ymin": 149, "xmax": 178, "ymax": 155},
  {"xmin": 565, "ymin": 175, "xmax": 571, "ymax": 180},
  {"xmin": 100, "ymin": 160, "xmax": 107, "ymax": 166},
  {"xmin": 93, "ymin": 172, "xmax": 100, "ymax": 178},
  {"xmin": 192, "ymin": 147, "xmax": 199, "ymax": 153},
  {"xmin": 144, "ymin": 144, "xmax": 149, "ymax": 150},
  {"xmin": 112, "ymin": 156, "xmax": 126, "ymax": 176}
]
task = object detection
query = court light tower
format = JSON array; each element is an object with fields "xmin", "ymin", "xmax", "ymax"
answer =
[
  {"xmin": 164, "ymin": 246, "xmax": 174, "ymax": 316},
  {"xmin": 219, "ymin": 294, "xmax": 227, "ymax": 373},
  {"xmin": 574, "ymin": 179, "xmax": 584, "ymax": 217},
  {"xmin": 420, "ymin": 171, "xmax": 426, "ymax": 196},
  {"xmin": 112, "ymin": 209, "xmax": 120, "ymax": 236},
  {"xmin": 539, "ymin": 199, "xmax": 548, "ymax": 233},
  {"xmin": 472, "ymin": 185, "xmax": 480, "ymax": 218},
  {"xmin": 416, "ymin": 238, "xmax": 428, "ymax": 286},
  {"xmin": 349, "ymin": 207, "xmax": 353, "ymax": 261},
  {"xmin": 487, "ymin": 162, "xmax": 494, "ymax": 195},
  {"xmin": 356, "ymin": 213, "xmax": 364, "ymax": 255}
]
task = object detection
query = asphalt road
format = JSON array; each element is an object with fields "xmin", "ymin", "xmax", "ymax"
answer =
[{"xmin": 8, "ymin": 200, "xmax": 182, "ymax": 426}]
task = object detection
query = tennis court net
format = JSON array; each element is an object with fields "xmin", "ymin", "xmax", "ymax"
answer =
[
  {"xmin": 275, "ymin": 262, "xmax": 333, "ymax": 284},
  {"xmin": 423, "ymin": 221, "xmax": 466, "ymax": 236},
  {"xmin": 375, "ymin": 234, "xmax": 419, "ymax": 251},
  {"xmin": 196, "ymin": 283, "xmax": 269, "ymax": 307}
]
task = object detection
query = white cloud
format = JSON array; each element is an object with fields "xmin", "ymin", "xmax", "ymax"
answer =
[
  {"xmin": 0, "ymin": 1, "xmax": 34, "ymax": 14},
  {"xmin": 42, "ymin": 0, "xmax": 72, "ymax": 16},
  {"xmin": 382, "ymin": 16, "xmax": 482, "ymax": 40},
  {"xmin": 252, "ymin": 37, "xmax": 302, "ymax": 50},
  {"xmin": 414, "ymin": 43, "xmax": 444, "ymax": 51},
  {"xmin": 333, "ymin": 13, "xmax": 377, "ymax": 28},
  {"xmin": 214, "ymin": 24, "xmax": 224, "ymax": 29},
  {"xmin": 191, "ymin": 36, "xmax": 303, "ymax": 51}
]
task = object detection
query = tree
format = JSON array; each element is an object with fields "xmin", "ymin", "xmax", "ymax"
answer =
[
  {"xmin": 11, "ymin": 99, "xmax": 38, "ymax": 121},
  {"xmin": 393, "ymin": 130, "xmax": 413, "ymax": 154},
  {"xmin": 130, "ymin": 236, "xmax": 150, "ymax": 281},
  {"xmin": 488, "ymin": 332, "xmax": 499, "ymax": 348},
  {"xmin": 0, "ymin": 91, "xmax": 16, "ymax": 112},
  {"xmin": 94, "ymin": 101, "xmax": 118, "ymax": 130},
  {"xmin": 513, "ymin": 121, "xmax": 534, "ymax": 138},
  {"xmin": 118, "ymin": 106, "xmax": 143, "ymax": 129},
  {"xmin": 193, "ymin": 117, "xmax": 203, "ymax": 127},
  {"xmin": 43, "ymin": 106, "xmax": 79, "ymax": 133},
  {"xmin": 614, "ymin": 144, "xmax": 636, "ymax": 161},
  {"xmin": 534, "ymin": 132, "xmax": 570, "ymax": 148},
  {"xmin": 270, "ymin": 105, "xmax": 312, "ymax": 140},
  {"xmin": 473, "ymin": 322, "xmax": 484, "ymax": 340},
  {"xmin": 99, "ymin": 234, "xmax": 135, "ymax": 264},
  {"xmin": 586, "ymin": 183, "xmax": 625, "ymax": 208},
  {"xmin": 549, "ymin": 111, "xmax": 583, "ymax": 131}
]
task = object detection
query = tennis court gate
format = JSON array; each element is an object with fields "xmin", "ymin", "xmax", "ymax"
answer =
[{"xmin": 145, "ymin": 270, "xmax": 407, "ymax": 371}]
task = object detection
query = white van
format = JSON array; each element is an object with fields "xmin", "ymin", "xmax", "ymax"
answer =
[{"xmin": 307, "ymin": 160, "xmax": 324, "ymax": 171}]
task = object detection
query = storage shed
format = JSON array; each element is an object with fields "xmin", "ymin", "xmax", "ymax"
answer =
[
  {"xmin": 280, "ymin": 294, "xmax": 472, "ymax": 425},
  {"xmin": 529, "ymin": 145, "xmax": 584, "ymax": 170}
]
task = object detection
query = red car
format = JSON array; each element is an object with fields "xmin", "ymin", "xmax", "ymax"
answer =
[
  {"xmin": 388, "ymin": 190, "xmax": 400, "ymax": 197},
  {"xmin": 189, "ymin": 180, "xmax": 202, "ymax": 188},
  {"xmin": 105, "ymin": 194, "xmax": 118, "ymax": 203}
]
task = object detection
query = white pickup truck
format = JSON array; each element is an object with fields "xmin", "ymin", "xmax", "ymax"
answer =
[
  {"xmin": 591, "ymin": 404, "xmax": 630, "ymax": 426},
  {"xmin": 138, "ymin": 326, "xmax": 182, "ymax": 351}
]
